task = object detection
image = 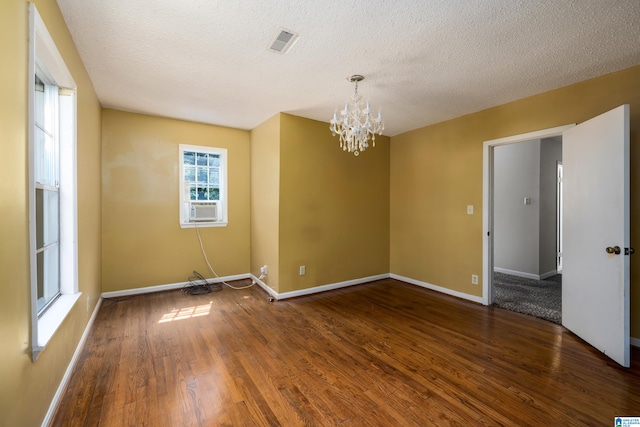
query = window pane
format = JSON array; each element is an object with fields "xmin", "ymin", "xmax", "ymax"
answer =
[
  {"xmin": 35, "ymin": 131, "xmax": 57, "ymax": 187},
  {"xmin": 197, "ymin": 167, "xmax": 208, "ymax": 183},
  {"xmin": 37, "ymin": 244, "xmax": 60, "ymax": 313},
  {"xmin": 208, "ymin": 155, "xmax": 220, "ymax": 167},
  {"xmin": 184, "ymin": 166, "xmax": 195, "ymax": 182},
  {"xmin": 208, "ymin": 188, "xmax": 220, "ymax": 200},
  {"xmin": 44, "ymin": 131, "xmax": 57, "ymax": 187},
  {"xmin": 35, "ymin": 76, "xmax": 45, "ymax": 127},
  {"xmin": 196, "ymin": 187, "xmax": 208, "ymax": 200},
  {"xmin": 36, "ymin": 188, "xmax": 59, "ymax": 248},
  {"xmin": 184, "ymin": 151, "xmax": 195, "ymax": 165},
  {"xmin": 208, "ymin": 168, "xmax": 219, "ymax": 185},
  {"xmin": 43, "ymin": 189, "xmax": 59, "ymax": 245},
  {"xmin": 34, "ymin": 127, "xmax": 46, "ymax": 185},
  {"xmin": 189, "ymin": 184, "xmax": 197, "ymax": 200},
  {"xmin": 196, "ymin": 153, "xmax": 208, "ymax": 166}
]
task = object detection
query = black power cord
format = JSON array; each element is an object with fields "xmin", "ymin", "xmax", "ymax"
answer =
[{"xmin": 182, "ymin": 270, "xmax": 223, "ymax": 295}]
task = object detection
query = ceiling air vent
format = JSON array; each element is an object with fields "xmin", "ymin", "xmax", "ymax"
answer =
[{"xmin": 268, "ymin": 28, "xmax": 299, "ymax": 54}]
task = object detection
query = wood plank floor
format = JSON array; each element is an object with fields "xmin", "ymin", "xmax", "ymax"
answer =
[{"xmin": 52, "ymin": 279, "xmax": 640, "ymax": 426}]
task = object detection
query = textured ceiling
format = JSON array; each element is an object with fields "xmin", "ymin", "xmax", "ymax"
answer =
[{"xmin": 56, "ymin": 0, "xmax": 640, "ymax": 137}]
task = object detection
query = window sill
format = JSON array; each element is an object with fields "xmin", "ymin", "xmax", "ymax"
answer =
[
  {"xmin": 180, "ymin": 221, "xmax": 228, "ymax": 229},
  {"xmin": 36, "ymin": 292, "xmax": 82, "ymax": 351}
]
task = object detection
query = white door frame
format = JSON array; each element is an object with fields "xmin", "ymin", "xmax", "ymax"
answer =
[
  {"xmin": 482, "ymin": 124, "xmax": 575, "ymax": 305},
  {"xmin": 556, "ymin": 162, "xmax": 563, "ymax": 273}
]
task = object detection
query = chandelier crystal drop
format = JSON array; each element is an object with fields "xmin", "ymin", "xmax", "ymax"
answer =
[{"xmin": 329, "ymin": 75, "xmax": 384, "ymax": 156}]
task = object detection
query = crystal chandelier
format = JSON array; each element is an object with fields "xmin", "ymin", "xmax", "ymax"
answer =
[{"xmin": 330, "ymin": 75, "xmax": 384, "ymax": 156}]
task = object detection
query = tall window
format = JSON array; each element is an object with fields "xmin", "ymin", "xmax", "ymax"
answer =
[
  {"xmin": 29, "ymin": 4, "xmax": 79, "ymax": 360},
  {"xmin": 179, "ymin": 144, "xmax": 228, "ymax": 227},
  {"xmin": 34, "ymin": 74, "xmax": 60, "ymax": 313}
]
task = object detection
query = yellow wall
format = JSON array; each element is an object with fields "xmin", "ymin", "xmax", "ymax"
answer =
[
  {"xmin": 250, "ymin": 114, "xmax": 281, "ymax": 291},
  {"xmin": 101, "ymin": 109, "xmax": 251, "ymax": 292},
  {"xmin": 278, "ymin": 114, "xmax": 390, "ymax": 293},
  {"xmin": 0, "ymin": 0, "xmax": 103, "ymax": 425},
  {"xmin": 390, "ymin": 65, "xmax": 640, "ymax": 336},
  {"xmin": 102, "ymin": 108, "xmax": 390, "ymax": 297}
]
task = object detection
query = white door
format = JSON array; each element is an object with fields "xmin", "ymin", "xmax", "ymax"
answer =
[{"xmin": 562, "ymin": 105, "xmax": 630, "ymax": 367}]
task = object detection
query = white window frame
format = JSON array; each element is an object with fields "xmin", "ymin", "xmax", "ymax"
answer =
[
  {"xmin": 179, "ymin": 144, "xmax": 228, "ymax": 228},
  {"xmin": 28, "ymin": 3, "xmax": 79, "ymax": 361}
]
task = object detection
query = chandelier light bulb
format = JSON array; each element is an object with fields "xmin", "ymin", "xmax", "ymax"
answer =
[{"xmin": 329, "ymin": 75, "xmax": 384, "ymax": 156}]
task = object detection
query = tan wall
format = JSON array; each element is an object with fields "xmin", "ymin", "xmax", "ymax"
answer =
[
  {"xmin": 250, "ymin": 114, "xmax": 281, "ymax": 291},
  {"xmin": 0, "ymin": 0, "xmax": 103, "ymax": 425},
  {"xmin": 390, "ymin": 65, "xmax": 640, "ymax": 336},
  {"xmin": 278, "ymin": 114, "xmax": 390, "ymax": 293},
  {"xmin": 101, "ymin": 109, "xmax": 251, "ymax": 292}
]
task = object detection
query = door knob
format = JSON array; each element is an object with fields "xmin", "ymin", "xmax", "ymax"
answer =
[{"xmin": 606, "ymin": 246, "xmax": 621, "ymax": 255}]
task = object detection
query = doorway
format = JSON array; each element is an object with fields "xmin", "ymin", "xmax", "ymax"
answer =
[
  {"xmin": 489, "ymin": 136, "xmax": 563, "ymax": 323},
  {"xmin": 481, "ymin": 124, "xmax": 573, "ymax": 309}
]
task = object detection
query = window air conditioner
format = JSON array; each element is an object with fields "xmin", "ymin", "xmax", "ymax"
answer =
[{"xmin": 189, "ymin": 202, "xmax": 218, "ymax": 222}]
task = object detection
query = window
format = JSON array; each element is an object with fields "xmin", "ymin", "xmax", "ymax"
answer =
[
  {"xmin": 34, "ymin": 74, "xmax": 61, "ymax": 314},
  {"xmin": 29, "ymin": 4, "xmax": 79, "ymax": 360},
  {"xmin": 179, "ymin": 145, "xmax": 228, "ymax": 227}
]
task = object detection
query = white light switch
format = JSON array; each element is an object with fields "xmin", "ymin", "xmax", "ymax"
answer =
[{"xmin": 466, "ymin": 205, "xmax": 474, "ymax": 215}]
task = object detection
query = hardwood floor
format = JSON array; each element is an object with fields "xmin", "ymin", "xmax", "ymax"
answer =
[{"xmin": 52, "ymin": 279, "xmax": 640, "ymax": 426}]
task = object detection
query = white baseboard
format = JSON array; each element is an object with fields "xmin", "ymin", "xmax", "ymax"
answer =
[
  {"xmin": 250, "ymin": 273, "xmax": 391, "ymax": 301},
  {"xmin": 632, "ymin": 337, "xmax": 640, "ymax": 348},
  {"xmin": 249, "ymin": 274, "xmax": 277, "ymax": 299},
  {"xmin": 101, "ymin": 273, "xmax": 251, "ymax": 298},
  {"xmin": 389, "ymin": 273, "xmax": 484, "ymax": 304},
  {"xmin": 102, "ymin": 272, "xmax": 391, "ymax": 302},
  {"xmin": 539, "ymin": 270, "xmax": 559, "ymax": 280},
  {"xmin": 494, "ymin": 267, "xmax": 558, "ymax": 281},
  {"xmin": 41, "ymin": 297, "xmax": 103, "ymax": 427},
  {"xmin": 278, "ymin": 274, "xmax": 391, "ymax": 300}
]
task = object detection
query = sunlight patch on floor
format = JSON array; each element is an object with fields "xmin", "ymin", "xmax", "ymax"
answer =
[{"xmin": 159, "ymin": 302, "xmax": 212, "ymax": 323}]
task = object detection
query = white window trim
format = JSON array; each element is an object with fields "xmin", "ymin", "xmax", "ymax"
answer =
[
  {"xmin": 29, "ymin": 3, "xmax": 79, "ymax": 361},
  {"xmin": 179, "ymin": 144, "xmax": 228, "ymax": 228}
]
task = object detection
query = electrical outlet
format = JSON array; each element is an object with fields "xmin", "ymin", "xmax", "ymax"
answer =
[
  {"xmin": 260, "ymin": 265, "xmax": 268, "ymax": 275},
  {"xmin": 299, "ymin": 265, "xmax": 306, "ymax": 276},
  {"xmin": 471, "ymin": 274, "xmax": 479, "ymax": 285}
]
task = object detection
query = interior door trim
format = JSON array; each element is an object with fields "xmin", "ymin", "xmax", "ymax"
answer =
[{"xmin": 481, "ymin": 124, "xmax": 575, "ymax": 305}]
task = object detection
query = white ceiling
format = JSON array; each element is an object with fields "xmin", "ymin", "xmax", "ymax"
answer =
[{"xmin": 56, "ymin": 0, "xmax": 640, "ymax": 137}]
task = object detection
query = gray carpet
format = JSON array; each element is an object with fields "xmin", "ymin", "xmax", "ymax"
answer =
[{"xmin": 492, "ymin": 272, "xmax": 562, "ymax": 324}]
